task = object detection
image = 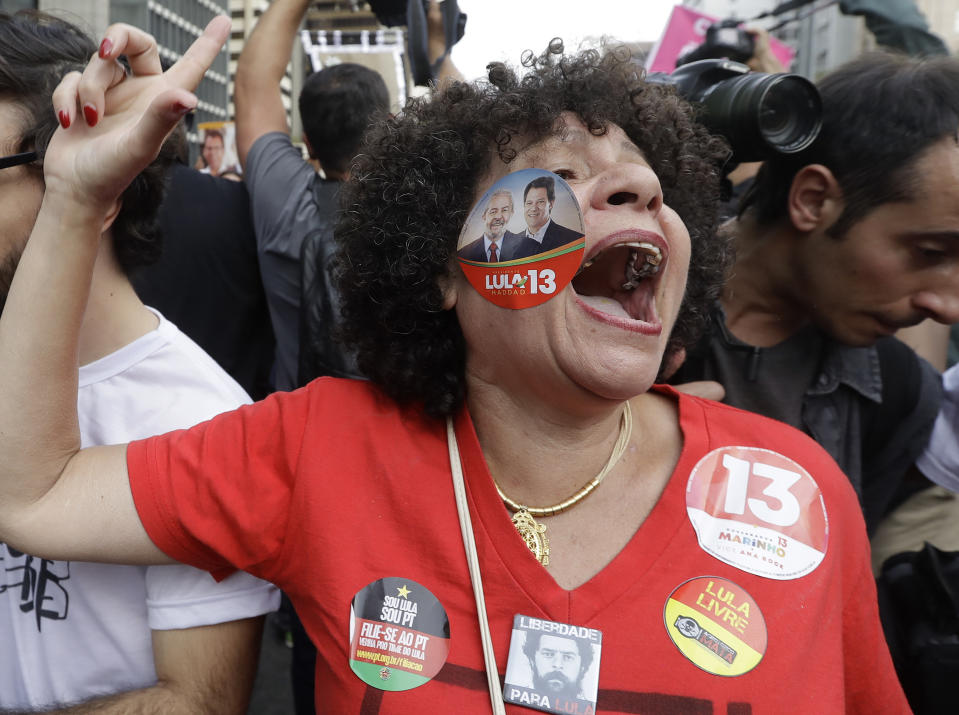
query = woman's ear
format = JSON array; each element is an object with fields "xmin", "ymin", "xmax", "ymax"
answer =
[{"xmin": 439, "ymin": 268, "xmax": 458, "ymax": 310}]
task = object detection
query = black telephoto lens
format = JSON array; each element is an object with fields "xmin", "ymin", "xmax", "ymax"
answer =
[
  {"xmin": 698, "ymin": 72, "xmax": 822, "ymax": 160},
  {"xmin": 649, "ymin": 60, "xmax": 824, "ymax": 163}
]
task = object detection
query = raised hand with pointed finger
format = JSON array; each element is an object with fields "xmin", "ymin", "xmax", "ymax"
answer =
[{"xmin": 43, "ymin": 16, "xmax": 231, "ymax": 218}]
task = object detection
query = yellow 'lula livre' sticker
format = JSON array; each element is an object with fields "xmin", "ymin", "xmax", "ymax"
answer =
[{"xmin": 663, "ymin": 576, "xmax": 766, "ymax": 677}]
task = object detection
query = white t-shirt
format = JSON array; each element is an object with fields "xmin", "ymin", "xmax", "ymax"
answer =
[
  {"xmin": 918, "ymin": 363, "xmax": 959, "ymax": 492},
  {"xmin": 0, "ymin": 309, "xmax": 279, "ymax": 710}
]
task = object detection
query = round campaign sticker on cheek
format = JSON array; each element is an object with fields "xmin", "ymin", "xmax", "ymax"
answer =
[
  {"xmin": 664, "ymin": 576, "xmax": 767, "ymax": 677},
  {"xmin": 348, "ymin": 577, "xmax": 450, "ymax": 691},
  {"xmin": 456, "ymin": 168, "xmax": 585, "ymax": 309},
  {"xmin": 686, "ymin": 447, "xmax": 829, "ymax": 580}
]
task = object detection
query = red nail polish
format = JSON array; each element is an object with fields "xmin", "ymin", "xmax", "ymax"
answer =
[
  {"xmin": 173, "ymin": 101, "xmax": 193, "ymax": 116},
  {"xmin": 83, "ymin": 104, "xmax": 98, "ymax": 127},
  {"xmin": 99, "ymin": 38, "xmax": 112, "ymax": 59},
  {"xmin": 58, "ymin": 110, "xmax": 71, "ymax": 129}
]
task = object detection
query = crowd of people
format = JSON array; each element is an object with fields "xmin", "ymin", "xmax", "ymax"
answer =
[{"xmin": 0, "ymin": 1, "xmax": 957, "ymax": 713}]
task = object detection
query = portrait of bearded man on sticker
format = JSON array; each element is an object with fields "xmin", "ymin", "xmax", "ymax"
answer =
[{"xmin": 523, "ymin": 631, "xmax": 594, "ymax": 701}]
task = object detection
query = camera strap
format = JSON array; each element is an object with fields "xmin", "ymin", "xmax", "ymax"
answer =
[{"xmin": 446, "ymin": 417, "xmax": 507, "ymax": 715}]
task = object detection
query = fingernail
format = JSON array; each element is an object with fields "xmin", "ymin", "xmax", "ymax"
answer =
[
  {"xmin": 99, "ymin": 37, "xmax": 113, "ymax": 59},
  {"xmin": 83, "ymin": 103, "xmax": 98, "ymax": 127},
  {"xmin": 58, "ymin": 110, "xmax": 71, "ymax": 129},
  {"xmin": 173, "ymin": 101, "xmax": 193, "ymax": 116}
]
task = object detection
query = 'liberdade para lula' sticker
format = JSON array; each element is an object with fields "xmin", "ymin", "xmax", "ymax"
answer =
[
  {"xmin": 686, "ymin": 446, "xmax": 829, "ymax": 580},
  {"xmin": 348, "ymin": 577, "xmax": 450, "ymax": 691},
  {"xmin": 456, "ymin": 168, "xmax": 585, "ymax": 309},
  {"xmin": 503, "ymin": 614, "xmax": 601, "ymax": 714},
  {"xmin": 664, "ymin": 576, "xmax": 767, "ymax": 677}
]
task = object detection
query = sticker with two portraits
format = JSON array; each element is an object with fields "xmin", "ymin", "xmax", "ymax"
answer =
[{"xmin": 456, "ymin": 169, "xmax": 585, "ymax": 309}]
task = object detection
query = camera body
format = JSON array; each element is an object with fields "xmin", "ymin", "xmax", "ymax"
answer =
[
  {"xmin": 648, "ymin": 59, "xmax": 822, "ymax": 163},
  {"xmin": 679, "ymin": 19, "xmax": 756, "ymax": 66}
]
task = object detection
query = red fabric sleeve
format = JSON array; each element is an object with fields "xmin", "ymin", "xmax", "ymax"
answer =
[{"xmin": 127, "ymin": 380, "xmax": 318, "ymax": 581}]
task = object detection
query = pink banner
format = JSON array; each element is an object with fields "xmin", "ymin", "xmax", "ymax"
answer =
[{"xmin": 645, "ymin": 5, "xmax": 795, "ymax": 74}]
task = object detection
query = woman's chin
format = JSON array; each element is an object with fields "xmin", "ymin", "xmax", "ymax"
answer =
[{"xmin": 563, "ymin": 357, "xmax": 662, "ymax": 404}]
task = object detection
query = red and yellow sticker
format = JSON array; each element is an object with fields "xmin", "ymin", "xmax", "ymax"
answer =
[
  {"xmin": 458, "ymin": 247, "xmax": 584, "ymax": 309},
  {"xmin": 663, "ymin": 577, "xmax": 766, "ymax": 677},
  {"xmin": 456, "ymin": 168, "xmax": 585, "ymax": 310}
]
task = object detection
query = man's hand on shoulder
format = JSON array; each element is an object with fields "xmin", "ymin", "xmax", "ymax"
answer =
[
  {"xmin": 45, "ymin": 617, "xmax": 265, "ymax": 714},
  {"xmin": 672, "ymin": 380, "xmax": 726, "ymax": 402}
]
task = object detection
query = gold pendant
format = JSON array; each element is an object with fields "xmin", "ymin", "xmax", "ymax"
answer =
[{"xmin": 512, "ymin": 509, "xmax": 550, "ymax": 566}]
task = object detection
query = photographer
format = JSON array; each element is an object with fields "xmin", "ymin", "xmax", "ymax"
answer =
[
  {"xmin": 673, "ymin": 49, "xmax": 959, "ymax": 541},
  {"xmin": 678, "ymin": 25, "xmax": 788, "ymax": 218}
]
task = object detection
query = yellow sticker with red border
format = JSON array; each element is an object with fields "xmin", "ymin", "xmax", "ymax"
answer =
[
  {"xmin": 664, "ymin": 577, "xmax": 766, "ymax": 676},
  {"xmin": 686, "ymin": 446, "xmax": 829, "ymax": 580},
  {"xmin": 456, "ymin": 169, "xmax": 585, "ymax": 310}
]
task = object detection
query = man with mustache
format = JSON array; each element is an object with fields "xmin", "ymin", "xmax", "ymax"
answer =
[
  {"xmin": 522, "ymin": 632, "xmax": 594, "ymax": 705},
  {"xmin": 458, "ymin": 189, "xmax": 524, "ymax": 262}
]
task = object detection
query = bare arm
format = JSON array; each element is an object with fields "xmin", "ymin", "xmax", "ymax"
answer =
[
  {"xmin": 0, "ymin": 19, "xmax": 230, "ymax": 564},
  {"xmin": 40, "ymin": 617, "xmax": 265, "ymax": 714},
  {"xmin": 235, "ymin": 0, "xmax": 311, "ymax": 167}
]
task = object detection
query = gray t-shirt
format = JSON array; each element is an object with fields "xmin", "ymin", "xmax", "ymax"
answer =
[{"xmin": 245, "ymin": 132, "xmax": 324, "ymax": 392}]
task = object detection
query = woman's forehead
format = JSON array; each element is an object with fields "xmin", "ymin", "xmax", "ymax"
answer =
[
  {"xmin": 475, "ymin": 116, "xmax": 650, "ymax": 199},
  {"xmin": 511, "ymin": 115, "xmax": 647, "ymax": 167}
]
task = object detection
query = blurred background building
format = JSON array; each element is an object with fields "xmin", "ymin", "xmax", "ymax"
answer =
[
  {"xmin": 12, "ymin": 0, "xmax": 234, "ymax": 158},
  {"xmin": 685, "ymin": 0, "xmax": 957, "ymax": 77},
  {"xmin": 4, "ymin": 0, "xmax": 956, "ymax": 139},
  {"xmin": 917, "ymin": 0, "xmax": 959, "ymax": 51},
  {"xmin": 4, "ymin": 0, "xmax": 412, "ymax": 154},
  {"xmin": 684, "ymin": 0, "xmax": 871, "ymax": 76}
]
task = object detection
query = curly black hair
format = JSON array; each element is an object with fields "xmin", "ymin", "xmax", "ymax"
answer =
[
  {"xmin": 334, "ymin": 41, "xmax": 731, "ymax": 418},
  {"xmin": 0, "ymin": 10, "xmax": 177, "ymax": 274}
]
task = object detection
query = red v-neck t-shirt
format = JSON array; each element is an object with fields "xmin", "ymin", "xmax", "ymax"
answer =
[{"xmin": 128, "ymin": 379, "xmax": 908, "ymax": 714}]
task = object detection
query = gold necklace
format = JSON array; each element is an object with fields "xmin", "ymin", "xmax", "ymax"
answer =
[{"xmin": 493, "ymin": 402, "xmax": 633, "ymax": 566}]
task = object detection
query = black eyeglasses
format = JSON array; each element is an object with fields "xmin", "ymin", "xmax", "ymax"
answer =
[{"xmin": 0, "ymin": 151, "xmax": 38, "ymax": 170}]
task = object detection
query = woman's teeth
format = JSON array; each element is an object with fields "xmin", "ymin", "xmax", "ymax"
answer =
[{"xmin": 621, "ymin": 242, "xmax": 662, "ymax": 290}]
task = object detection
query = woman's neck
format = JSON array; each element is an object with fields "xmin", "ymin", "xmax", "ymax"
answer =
[
  {"xmin": 465, "ymin": 379, "xmax": 683, "ymax": 589},
  {"xmin": 466, "ymin": 377, "xmax": 633, "ymax": 507}
]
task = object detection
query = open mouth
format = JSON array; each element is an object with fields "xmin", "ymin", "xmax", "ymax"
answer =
[{"xmin": 571, "ymin": 239, "xmax": 664, "ymax": 325}]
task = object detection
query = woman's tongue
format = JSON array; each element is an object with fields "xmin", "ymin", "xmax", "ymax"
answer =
[
  {"xmin": 573, "ymin": 246, "xmax": 636, "ymax": 320},
  {"xmin": 578, "ymin": 294, "xmax": 632, "ymax": 320}
]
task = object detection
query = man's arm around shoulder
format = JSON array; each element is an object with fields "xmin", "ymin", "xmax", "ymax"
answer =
[{"xmin": 31, "ymin": 617, "xmax": 265, "ymax": 714}]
